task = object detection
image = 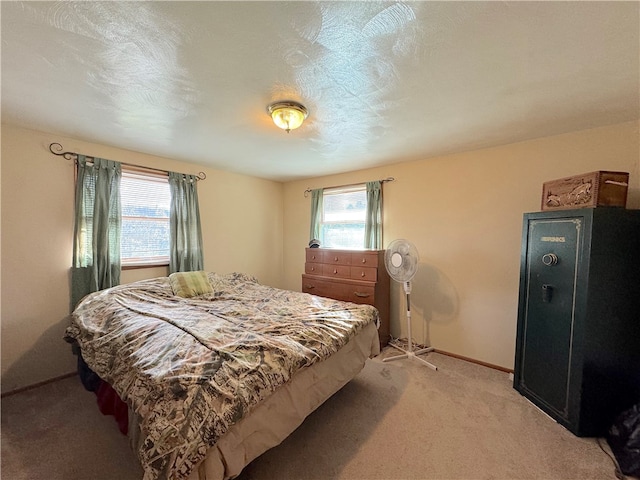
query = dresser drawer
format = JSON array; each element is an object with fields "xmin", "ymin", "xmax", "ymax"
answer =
[
  {"xmin": 302, "ymin": 275, "xmax": 375, "ymax": 305},
  {"xmin": 352, "ymin": 251, "xmax": 380, "ymax": 267},
  {"xmin": 343, "ymin": 284, "xmax": 376, "ymax": 305},
  {"xmin": 306, "ymin": 249, "xmax": 322, "ymax": 263},
  {"xmin": 302, "ymin": 275, "xmax": 347, "ymax": 300},
  {"xmin": 322, "ymin": 250, "xmax": 352, "ymax": 266},
  {"xmin": 305, "ymin": 262, "xmax": 323, "ymax": 275},
  {"xmin": 322, "ymin": 264, "xmax": 351, "ymax": 278},
  {"xmin": 350, "ymin": 266, "xmax": 378, "ymax": 282}
]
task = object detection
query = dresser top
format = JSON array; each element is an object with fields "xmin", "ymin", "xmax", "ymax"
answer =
[{"xmin": 306, "ymin": 247, "xmax": 385, "ymax": 253}]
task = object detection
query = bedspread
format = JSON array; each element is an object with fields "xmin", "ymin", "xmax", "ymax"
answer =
[{"xmin": 64, "ymin": 272, "xmax": 378, "ymax": 480}]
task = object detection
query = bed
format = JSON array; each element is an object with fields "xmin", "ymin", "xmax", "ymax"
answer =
[{"xmin": 64, "ymin": 271, "xmax": 380, "ymax": 480}]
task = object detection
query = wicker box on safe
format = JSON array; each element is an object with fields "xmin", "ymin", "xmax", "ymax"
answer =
[{"xmin": 541, "ymin": 171, "xmax": 629, "ymax": 211}]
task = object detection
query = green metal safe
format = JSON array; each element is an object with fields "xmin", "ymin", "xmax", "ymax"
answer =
[{"xmin": 513, "ymin": 207, "xmax": 640, "ymax": 436}]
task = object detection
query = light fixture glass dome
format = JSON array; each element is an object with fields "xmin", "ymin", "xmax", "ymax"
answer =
[{"xmin": 268, "ymin": 101, "xmax": 308, "ymax": 133}]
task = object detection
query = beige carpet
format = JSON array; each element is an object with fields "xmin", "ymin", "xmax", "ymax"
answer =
[{"xmin": 1, "ymin": 350, "xmax": 622, "ymax": 480}]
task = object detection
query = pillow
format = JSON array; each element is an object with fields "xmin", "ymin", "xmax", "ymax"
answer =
[{"xmin": 169, "ymin": 271, "xmax": 214, "ymax": 298}]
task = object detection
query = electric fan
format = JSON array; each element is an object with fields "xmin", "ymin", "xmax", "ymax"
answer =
[{"xmin": 383, "ymin": 239, "xmax": 437, "ymax": 371}]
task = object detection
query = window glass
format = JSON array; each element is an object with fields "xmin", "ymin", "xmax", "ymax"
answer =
[
  {"xmin": 120, "ymin": 170, "xmax": 170, "ymax": 266},
  {"xmin": 321, "ymin": 185, "xmax": 366, "ymax": 249}
]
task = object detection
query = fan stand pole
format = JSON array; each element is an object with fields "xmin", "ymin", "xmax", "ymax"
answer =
[{"xmin": 383, "ymin": 283, "xmax": 437, "ymax": 371}]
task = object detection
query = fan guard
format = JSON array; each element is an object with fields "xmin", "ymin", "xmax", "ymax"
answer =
[{"xmin": 385, "ymin": 239, "xmax": 419, "ymax": 283}]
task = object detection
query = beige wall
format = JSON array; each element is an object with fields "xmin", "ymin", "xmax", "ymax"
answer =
[
  {"xmin": 283, "ymin": 121, "xmax": 640, "ymax": 369},
  {"xmin": 0, "ymin": 124, "xmax": 284, "ymax": 393}
]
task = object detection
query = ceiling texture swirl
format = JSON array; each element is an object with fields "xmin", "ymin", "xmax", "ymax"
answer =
[{"xmin": 2, "ymin": 1, "xmax": 638, "ymax": 181}]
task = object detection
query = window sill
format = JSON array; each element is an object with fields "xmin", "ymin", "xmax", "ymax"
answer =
[{"xmin": 122, "ymin": 262, "xmax": 169, "ymax": 270}]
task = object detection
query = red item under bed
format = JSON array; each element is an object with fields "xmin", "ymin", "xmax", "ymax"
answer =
[{"xmin": 95, "ymin": 380, "xmax": 128, "ymax": 435}]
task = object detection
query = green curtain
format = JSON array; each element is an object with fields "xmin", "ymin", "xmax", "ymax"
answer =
[
  {"xmin": 71, "ymin": 155, "xmax": 122, "ymax": 309},
  {"xmin": 364, "ymin": 181, "xmax": 382, "ymax": 249},
  {"xmin": 309, "ymin": 188, "xmax": 324, "ymax": 243},
  {"xmin": 169, "ymin": 172, "xmax": 204, "ymax": 273}
]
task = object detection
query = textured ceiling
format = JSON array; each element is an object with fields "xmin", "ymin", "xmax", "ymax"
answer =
[{"xmin": 2, "ymin": 1, "xmax": 639, "ymax": 182}]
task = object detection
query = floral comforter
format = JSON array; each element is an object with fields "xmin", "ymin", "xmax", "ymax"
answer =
[{"xmin": 64, "ymin": 272, "xmax": 379, "ymax": 480}]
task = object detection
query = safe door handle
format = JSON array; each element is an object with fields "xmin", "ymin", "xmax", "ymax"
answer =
[{"xmin": 542, "ymin": 284, "xmax": 553, "ymax": 303}]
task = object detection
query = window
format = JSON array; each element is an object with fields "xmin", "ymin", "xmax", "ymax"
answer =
[
  {"xmin": 120, "ymin": 169, "xmax": 171, "ymax": 267},
  {"xmin": 320, "ymin": 185, "xmax": 367, "ymax": 249}
]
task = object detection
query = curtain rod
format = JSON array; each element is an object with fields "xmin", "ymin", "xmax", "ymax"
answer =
[
  {"xmin": 303, "ymin": 177, "xmax": 394, "ymax": 197},
  {"xmin": 48, "ymin": 143, "xmax": 207, "ymax": 181}
]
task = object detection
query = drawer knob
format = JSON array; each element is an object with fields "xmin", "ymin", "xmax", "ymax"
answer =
[
  {"xmin": 305, "ymin": 284, "xmax": 315, "ymax": 289},
  {"xmin": 310, "ymin": 266, "xmax": 315, "ymax": 271},
  {"xmin": 361, "ymin": 272, "xmax": 366, "ymax": 277},
  {"xmin": 333, "ymin": 269, "xmax": 338, "ymax": 274},
  {"xmin": 355, "ymin": 292, "xmax": 370, "ymax": 298},
  {"xmin": 361, "ymin": 258, "xmax": 366, "ymax": 264},
  {"xmin": 334, "ymin": 256, "xmax": 339, "ymax": 261}
]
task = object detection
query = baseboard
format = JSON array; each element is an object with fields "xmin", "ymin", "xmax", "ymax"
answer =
[
  {"xmin": 2, "ymin": 350, "xmax": 512, "ymax": 397},
  {"xmin": 434, "ymin": 349, "xmax": 513, "ymax": 373},
  {"xmin": 1, "ymin": 371, "xmax": 77, "ymax": 398}
]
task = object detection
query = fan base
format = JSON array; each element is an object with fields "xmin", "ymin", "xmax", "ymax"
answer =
[{"xmin": 383, "ymin": 344, "xmax": 438, "ymax": 371}]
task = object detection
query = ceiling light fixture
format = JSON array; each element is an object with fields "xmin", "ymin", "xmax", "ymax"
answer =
[{"xmin": 268, "ymin": 101, "xmax": 308, "ymax": 133}]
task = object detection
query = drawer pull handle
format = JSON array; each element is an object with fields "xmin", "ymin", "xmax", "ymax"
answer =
[
  {"xmin": 334, "ymin": 257, "xmax": 339, "ymax": 261},
  {"xmin": 305, "ymin": 284, "xmax": 315, "ymax": 289},
  {"xmin": 310, "ymin": 266, "xmax": 315, "ymax": 271},
  {"xmin": 361, "ymin": 272, "xmax": 366, "ymax": 277},
  {"xmin": 361, "ymin": 258, "xmax": 366, "ymax": 264},
  {"xmin": 354, "ymin": 292, "xmax": 370, "ymax": 298},
  {"xmin": 333, "ymin": 269, "xmax": 338, "ymax": 274}
]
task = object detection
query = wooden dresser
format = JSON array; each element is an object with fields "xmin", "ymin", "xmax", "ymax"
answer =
[{"xmin": 301, "ymin": 248, "xmax": 390, "ymax": 347}]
